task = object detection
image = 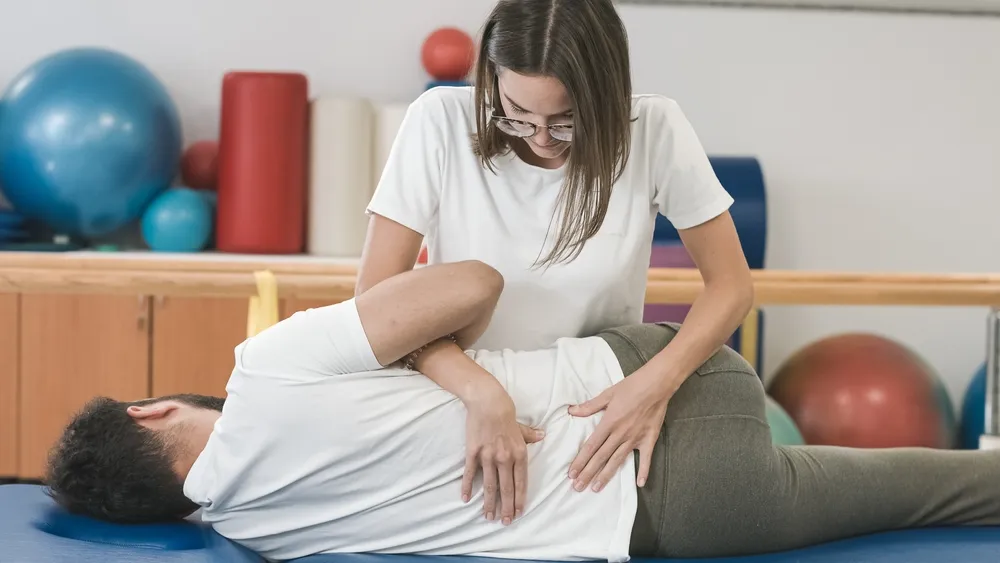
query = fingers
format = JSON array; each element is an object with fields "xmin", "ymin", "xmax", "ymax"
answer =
[
  {"xmin": 568, "ymin": 389, "xmax": 611, "ymax": 418},
  {"xmin": 573, "ymin": 431, "xmax": 621, "ymax": 491},
  {"xmin": 592, "ymin": 442, "xmax": 633, "ymax": 492},
  {"xmin": 497, "ymin": 450, "xmax": 516, "ymax": 525},
  {"xmin": 636, "ymin": 434, "xmax": 657, "ymax": 488},
  {"xmin": 513, "ymin": 449, "xmax": 528, "ymax": 520},
  {"xmin": 568, "ymin": 420, "xmax": 612, "ymax": 480},
  {"xmin": 481, "ymin": 454, "xmax": 498, "ymax": 521},
  {"xmin": 519, "ymin": 424, "xmax": 545, "ymax": 444},
  {"xmin": 468, "ymin": 419, "xmax": 539, "ymax": 525},
  {"xmin": 481, "ymin": 443, "xmax": 527, "ymax": 525},
  {"xmin": 461, "ymin": 452, "xmax": 477, "ymax": 503}
]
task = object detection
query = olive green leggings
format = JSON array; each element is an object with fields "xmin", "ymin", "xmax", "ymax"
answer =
[{"xmin": 596, "ymin": 322, "xmax": 1000, "ymax": 559}]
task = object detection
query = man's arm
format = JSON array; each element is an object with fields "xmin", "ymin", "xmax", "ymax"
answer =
[{"xmin": 355, "ymin": 260, "xmax": 503, "ymax": 366}]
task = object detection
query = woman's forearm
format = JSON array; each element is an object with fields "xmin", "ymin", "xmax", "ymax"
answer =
[
  {"xmin": 414, "ymin": 342, "xmax": 508, "ymax": 406},
  {"xmin": 644, "ymin": 277, "xmax": 754, "ymax": 393},
  {"xmin": 413, "ymin": 285, "xmax": 508, "ymax": 406}
]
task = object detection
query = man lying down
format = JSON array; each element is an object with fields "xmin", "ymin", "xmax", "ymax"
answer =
[{"xmin": 47, "ymin": 261, "xmax": 1000, "ymax": 562}]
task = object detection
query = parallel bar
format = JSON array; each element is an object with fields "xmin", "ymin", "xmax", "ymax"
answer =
[
  {"xmin": 647, "ymin": 279, "xmax": 1000, "ymax": 307},
  {"xmin": 3, "ymin": 267, "xmax": 1000, "ymax": 306},
  {"xmin": 0, "ymin": 252, "xmax": 361, "ymax": 275},
  {"xmin": 0, "ymin": 268, "xmax": 358, "ymax": 300},
  {"xmin": 647, "ymin": 268, "xmax": 1000, "ymax": 286},
  {"xmin": 4, "ymin": 253, "xmax": 1000, "ymax": 287}
]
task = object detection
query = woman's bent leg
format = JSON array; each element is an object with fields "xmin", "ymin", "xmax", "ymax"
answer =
[{"xmin": 597, "ymin": 323, "xmax": 1000, "ymax": 559}]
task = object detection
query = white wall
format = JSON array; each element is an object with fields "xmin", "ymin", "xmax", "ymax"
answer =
[
  {"xmin": 621, "ymin": 4, "xmax": 1000, "ymax": 405},
  {"xmin": 1, "ymin": 0, "xmax": 998, "ymax": 405}
]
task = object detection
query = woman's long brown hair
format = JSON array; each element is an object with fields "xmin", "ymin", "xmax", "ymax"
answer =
[{"xmin": 472, "ymin": 0, "xmax": 633, "ymax": 267}]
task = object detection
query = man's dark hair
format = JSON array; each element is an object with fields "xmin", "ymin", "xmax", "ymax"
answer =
[{"xmin": 44, "ymin": 394, "xmax": 222, "ymax": 524}]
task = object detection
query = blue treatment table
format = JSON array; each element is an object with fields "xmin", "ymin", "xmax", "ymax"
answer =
[{"xmin": 3, "ymin": 484, "xmax": 999, "ymax": 563}]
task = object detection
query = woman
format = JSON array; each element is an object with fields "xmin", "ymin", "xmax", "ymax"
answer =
[{"xmin": 357, "ymin": 0, "xmax": 754, "ymax": 526}]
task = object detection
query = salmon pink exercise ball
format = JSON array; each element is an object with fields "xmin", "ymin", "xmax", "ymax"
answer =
[
  {"xmin": 421, "ymin": 27, "xmax": 475, "ymax": 81},
  {"xmin": 180, "ymin": 140, "xmax": 219, "ymax": 190}
]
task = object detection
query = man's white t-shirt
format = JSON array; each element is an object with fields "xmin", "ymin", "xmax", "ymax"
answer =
[
  {"xmin": 184, "ymin": 299, "xmax": 638, "ymax": 562},
  {"xmin": 367, "ymin": 86, "xmax": 733, "ymax": 352}
]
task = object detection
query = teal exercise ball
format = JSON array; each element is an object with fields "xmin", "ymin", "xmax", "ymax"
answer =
[
  {"xmin": 766, "ymin": 396, "xmax": 805, "ymax": 446},
  {"xmin": 0, "ymin": 47, "xmax": 182, "ymax": 238},
  {"xmin": 141, "ymin": 187, "xmax": 213, "ymax": 252},
  {"xmin": 960, "ymin": 365, "xmax": 987, "ymax": 450}
]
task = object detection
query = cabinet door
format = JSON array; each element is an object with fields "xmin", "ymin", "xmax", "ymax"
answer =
[
  {"xmin": 19, "ymin": 294, "xmax": 151, "ymax": 479},
  {"xmin": 151, "ymin": 297, "xmax": 248, "ymax": 398},
  {"xmin": 0, "ymin": 294, "xmax": 19, "ymax": 478}
]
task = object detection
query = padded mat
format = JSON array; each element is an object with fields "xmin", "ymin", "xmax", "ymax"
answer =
[
  {"xmin": 4, "ymin": 484, "xmax": 999, "ymax": 563},
  {"xmin": 0, "ymin": 484, "xmax": 260, "ymax": 562}
]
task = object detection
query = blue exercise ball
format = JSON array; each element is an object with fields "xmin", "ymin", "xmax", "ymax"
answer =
[
  {"xmin": 959, "ymin": 364, "xmax": 987, "ymax": 450},
  {"xmin": 141, "ymin": 187, "xmax": 213, "ymax": 252},
  {"xmin": 0, "ymin": 47, "xmax": 182, "ymax": 238}
]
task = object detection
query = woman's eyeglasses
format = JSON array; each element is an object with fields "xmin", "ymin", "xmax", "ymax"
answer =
[{"xmin": 491, "ymin": 114, "xmax": 574, "ymax": 142}]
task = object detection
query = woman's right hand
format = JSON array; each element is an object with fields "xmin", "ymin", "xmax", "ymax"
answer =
[{"xmin": 463, "ymin": 389, "xmax": 545, "ymax": 526}]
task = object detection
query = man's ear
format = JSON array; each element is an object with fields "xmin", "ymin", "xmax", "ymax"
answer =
[{"xmin": 126, "ymin": 401, "xmax": 178, "ymax": 421}]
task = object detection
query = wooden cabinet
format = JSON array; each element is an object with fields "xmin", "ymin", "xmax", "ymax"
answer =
[
  {"xmin": 18, "ymin": 294, "xmax": 151, "ymax": 479},
  {"xmin": 147, "ymin": 298, "xmax": 349, "ymax": 401},
  {"xmin": 0, "ymin": 294, "xmax": 19, "ymax": 478},
  {"xmin": 2, "ymin": 255, "xmax": 356, "ymax": 480},
  {"xmin": 151, "ymin": 297, "xmax": 249, "ymax": 398}
]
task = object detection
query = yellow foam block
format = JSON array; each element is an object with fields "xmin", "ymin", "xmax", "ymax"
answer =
[{"xmin": 247, "ymin": 270, "xmax": 279, "ymax": 338}]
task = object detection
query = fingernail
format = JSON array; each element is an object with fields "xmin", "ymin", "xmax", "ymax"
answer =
[
  {"xmin": 536, "ymin": 430, "xmax": 545, "ymax": 438},
  {"xmin": 462, "ymin": 494, "xmax": 469, "ymax": 503},
  {"xmin": 568, "ymin": 470, "xmax": 578, "ymax": 479},
  {"xmin": 515, "ymin": 510, "xmax": 522, "ymax": 518},
  {"xmin": 503, "ymin": 517, "xmax": 511, "ymax": 526},
  {"xmin": 637, "ymin": 478, "xmax": 646, "ymax": 487},
  {"xmin": 574, "ymin": 481, "xmax": 584, "ymax": 492},
  {"xmin": 592, "ymin": 481, "xmax": 603, "ymax": 492},
  {"xmin": 487, "ymin": 512, "xmax": 494, "ymax": 521}
]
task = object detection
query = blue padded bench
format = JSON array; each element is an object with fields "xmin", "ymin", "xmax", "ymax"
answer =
[{"xmin": 3, "ymin": 484, "xmax": 999, "ymax": 563}]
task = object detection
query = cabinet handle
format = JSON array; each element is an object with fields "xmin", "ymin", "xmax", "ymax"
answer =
[{"xmin": 137, "ymin": 295, "xmax": 149, "ymax": 331}]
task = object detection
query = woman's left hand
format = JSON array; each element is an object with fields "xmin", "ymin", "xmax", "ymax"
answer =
[{"xmin": 567, "ymin": 364, "xmax": 676, "ymax": 492}]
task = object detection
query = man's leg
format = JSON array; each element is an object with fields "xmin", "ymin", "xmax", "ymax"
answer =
[{"xmin": 598, "ymin": 323, "xmax": 1000, "ymax": 559}]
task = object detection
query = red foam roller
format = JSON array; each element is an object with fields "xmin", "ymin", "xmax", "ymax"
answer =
[{"xmin": 217, "ymin": 72, "xmax": 308, "ymax": 254}]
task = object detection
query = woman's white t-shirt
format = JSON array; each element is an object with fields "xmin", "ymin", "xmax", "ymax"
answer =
[{"xmin": 367, "ymin": 87, "xmax": 733, "ymax": 352}]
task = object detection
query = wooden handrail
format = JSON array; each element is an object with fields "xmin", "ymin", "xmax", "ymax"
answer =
[
  {"xmin": 3, "ymin": 252, "xmax": 999, "ymax": 288},
  {"xmin": 0, "ymin": 252, "xmax": 362, "ymax": 274},
  {"xmin": 2, "ymin": 264, "xmax": 1000, "ymax": 306}
]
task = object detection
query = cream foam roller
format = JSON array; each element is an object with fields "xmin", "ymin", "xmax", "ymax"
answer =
[
  {"xmin": 308, "ymin": 97, "xmax": 375, "ymax": 257},
  {"xmin": 372, "ymin": 103, "xmax": 411, "ymax": 194}
]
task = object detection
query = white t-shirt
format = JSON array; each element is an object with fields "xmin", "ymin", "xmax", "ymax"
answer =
[
  {"xmin": 367, "ymin": 87, "xmax": 733, "ymax": 352},
  {"xmin": 184, "ymin": 299, "xmax": 638, "ymax": 562}
]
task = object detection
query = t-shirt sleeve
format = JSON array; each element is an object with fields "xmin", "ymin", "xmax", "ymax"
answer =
[
  {"xmin": 236, "ymin": 299, "xmax": 384, "ymax": 378},
  {"xmin": 648, "ymin": 97, "xmax": 734, "ymax": 230},
  {"xmin": 366, "ymin": 90, "xmax": 448, "ymax": 236}
]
